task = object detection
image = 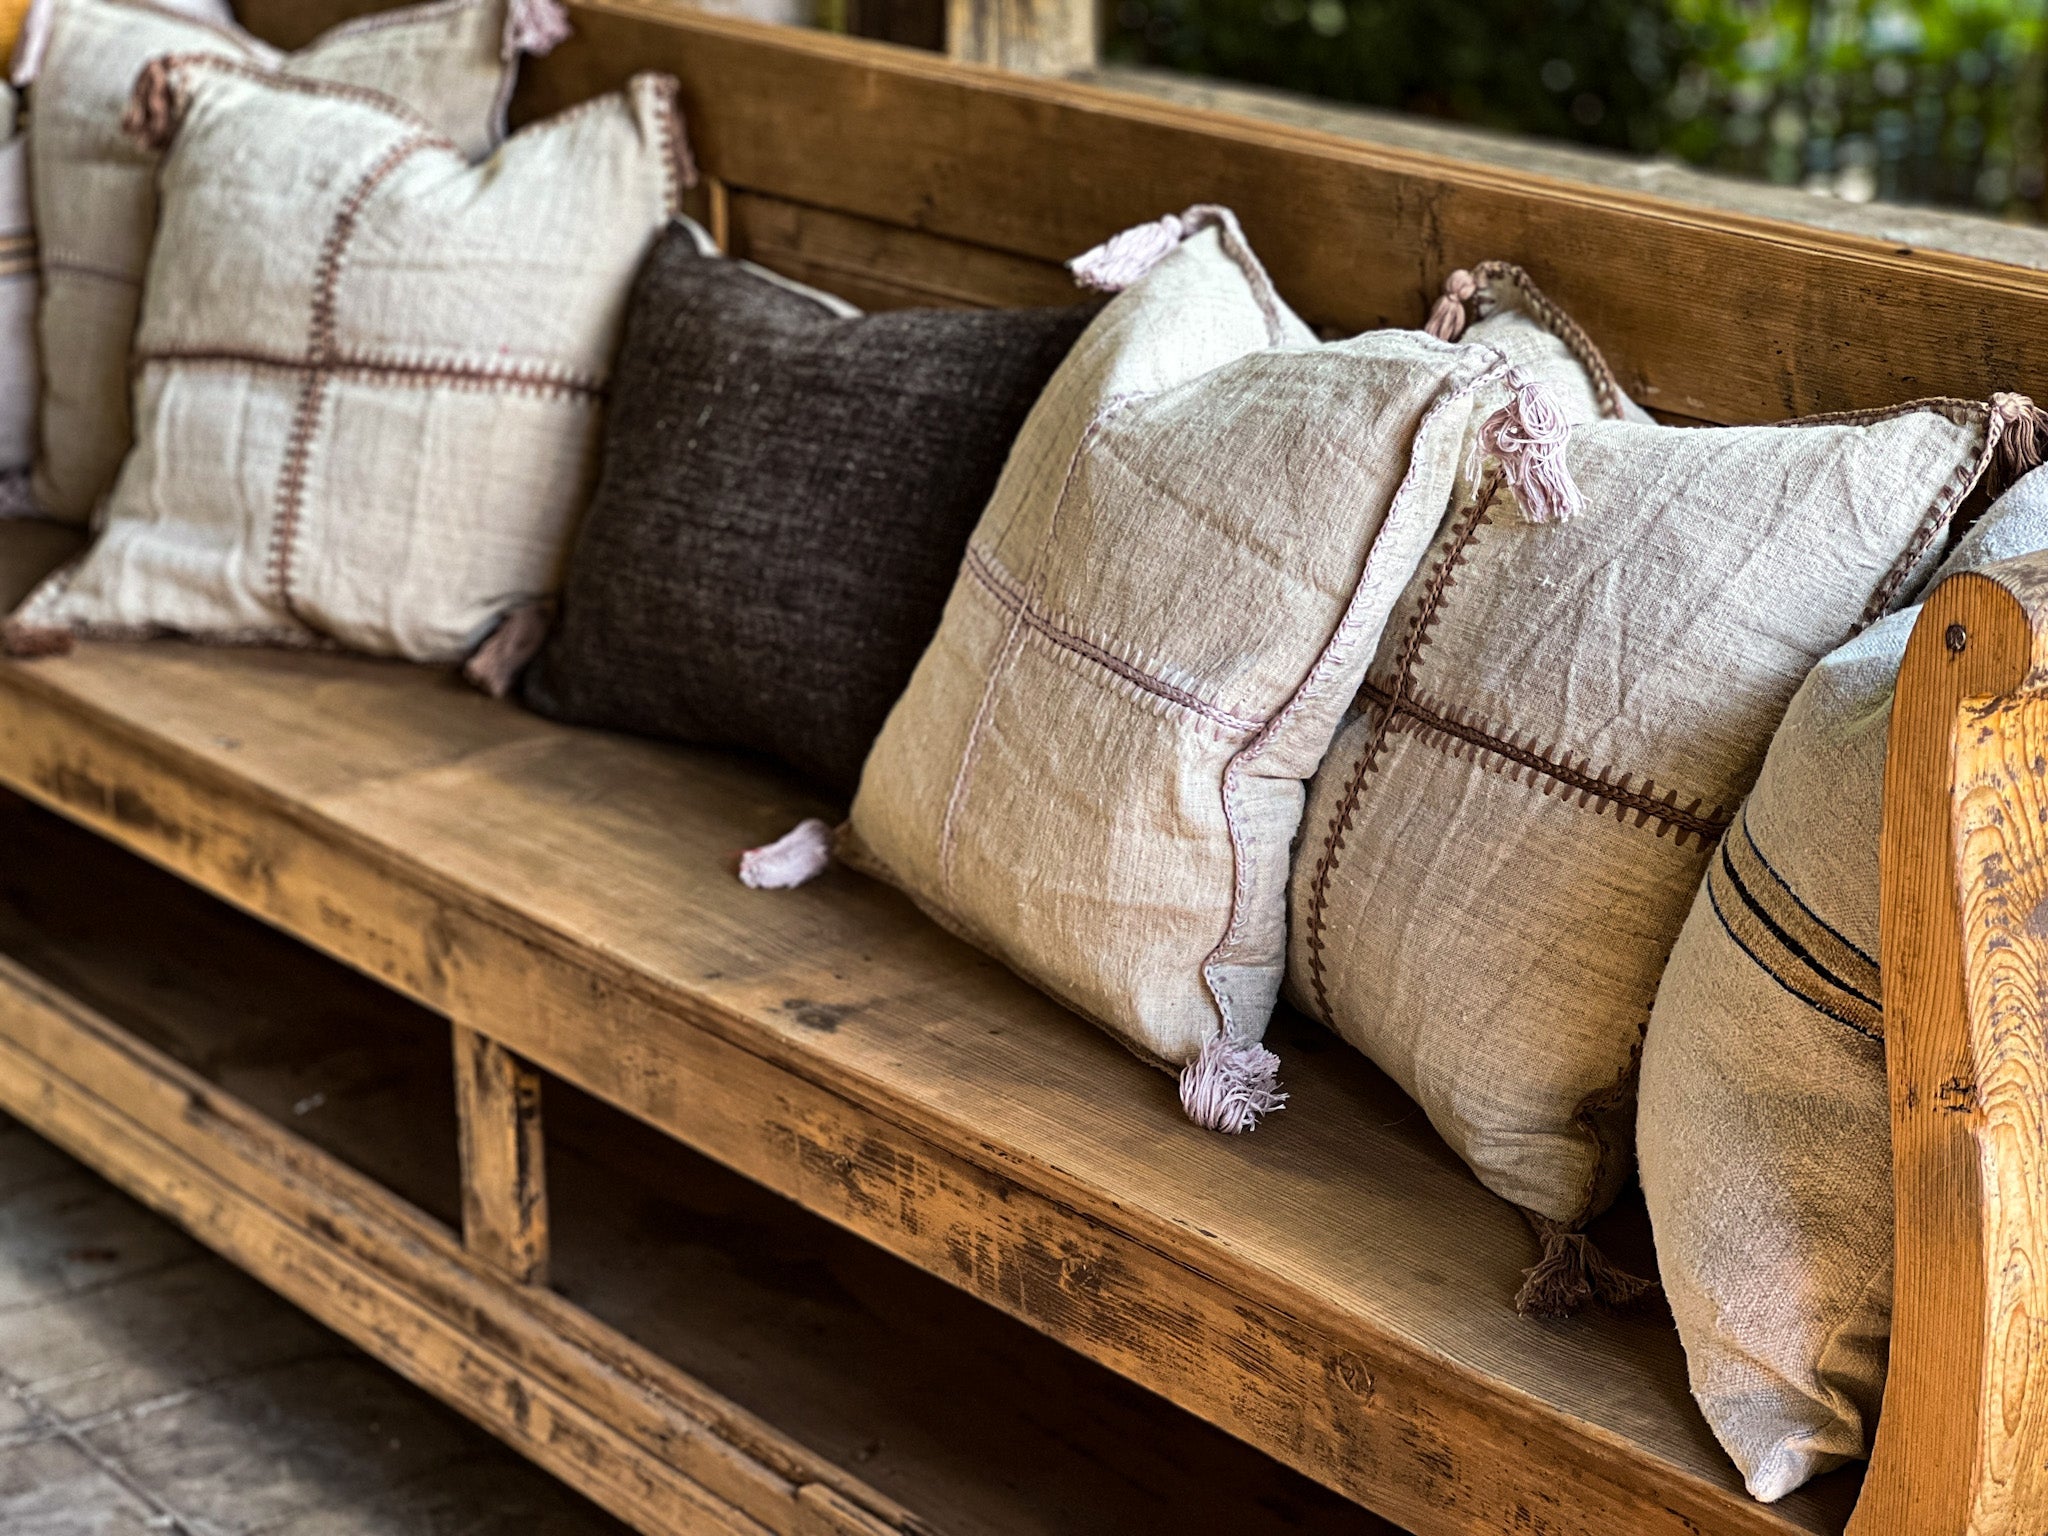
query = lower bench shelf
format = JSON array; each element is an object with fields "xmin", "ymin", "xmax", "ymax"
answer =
[{"xmin": 0, "ymin": 789, "xmax": 1380, "ymax": 1536}]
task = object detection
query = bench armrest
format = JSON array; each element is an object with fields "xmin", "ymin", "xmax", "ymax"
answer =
[{"xmin": 1859, "ymin": 550, "xmax": 2048, "ymax": 1534}]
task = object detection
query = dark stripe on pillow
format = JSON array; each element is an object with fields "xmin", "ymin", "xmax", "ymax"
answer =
[
  {"xmin": 0, "ymin": 233, "xmax": 33, "ymax": 281},
  {"xmin": 1707, "ymin": 815, "xmax": 1883, "ymax": 1041}
]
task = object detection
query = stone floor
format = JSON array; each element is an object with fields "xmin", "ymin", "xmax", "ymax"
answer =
[{"xmin": 0, "ymin": 1114, "xmax": 631, "ymax": 1536}]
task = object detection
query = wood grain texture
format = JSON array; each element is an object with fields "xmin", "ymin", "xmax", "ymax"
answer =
[
  {"xmin": 726, "ymin": 193, "xmax": 1078, "ymax": 311},
  {"xmin": 455, "ymin": 1024, "xmax": 550, "ymax": 1285},
  {"xmin": 1860, "ymin": 557, "xmax": 2048, "ymax": 1535},
  {"xmin": 511, "ymin": 2, "xmax": 2048, "ymax": 426},
  {"xmin": 0, "ymin": 629, "xmax": 1857, "ymax": 1536},
  {"xmin": 0, "ymin": 966, "xmax": 897, "ymax": 1536},
  {"xmin": 0, "ymin": 789, "xmax": 1383, "ymax": 1536},
  {"xmin": 944, "ymin": 0, "xmax": 1095, "ymax": 76}
]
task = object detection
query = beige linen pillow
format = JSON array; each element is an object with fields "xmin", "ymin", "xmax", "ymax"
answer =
[
  {"xmin": 0, "ymin": 83, "xmax": 31, "ymax": 512},
  {"xmin": 1637, "ymin": 473, "xmax": 2048, "ymax": 1503},
  {"xmin": 10, "ymin": 58, "xmax": 687, "ymax": 661},
  {"xmin": 1290, "ymin": 268, "xmax": 2041, "ymax": 1312},
  {"xmin": 837, "ymin": 209, "xmax": 1583, "ymax": 1132},
  {"xmin": 13, "ymin": 0, "xmax": 569, "ymax": 523}
]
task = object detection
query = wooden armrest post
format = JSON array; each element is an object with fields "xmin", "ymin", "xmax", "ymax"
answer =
[
  {"xmin": 453, "ymin": 1023, "xmax": 550, "ymax": 1286},
  {"xmin": 1858, "ymin": 558, "xmax": 2048, "ymax": 1534}
]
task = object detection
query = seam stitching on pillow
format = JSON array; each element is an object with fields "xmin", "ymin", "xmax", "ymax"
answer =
[
  {"xmin": 1862, "ymin": 402, "xmax": 2008, "ymax": 621},
  {"xmin": 1201, "ymin": 358, "xmax": 1505, "ymax": 1040},
  {"xmin": 960, "ymin": 546, "xmax": 1262, "ymax": 735},
  {"xmin": 935, "ymin": 391, "xmax": 1147, "ymax": 904},
  {"xmin": 32, "ymin": 257, "xmax": 130, "ymax": 287},
  {"xmin": 1300, "ymin": 476, "xmax": 1498, "ymax": 1024},
  {"xmin": 267, "ymin": 132, "xmax": 438, "ymax": 625},
  {"xmin": 153, "ymin": 52, "xmax": 461, "ymax": 150},
  {"xmin": 138, "ymin": 348, "xmax": 604, "ymax": 400}
]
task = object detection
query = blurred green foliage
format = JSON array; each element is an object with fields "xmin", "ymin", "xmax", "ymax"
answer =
[{"xmin": 1104, "ymin": 0, "xmax": 2048, "ymax": 215}]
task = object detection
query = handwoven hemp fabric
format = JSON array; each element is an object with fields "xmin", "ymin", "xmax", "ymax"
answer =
[
  {"xmin": 0, "ymin": 83, "xmax": 32, "ymax": 512},
  {"xmin": 1638, "ymin": 471, "xmax": 2048, "ymax": 1504},
  {"xmin": 845, "ymin": 210, "xmax": 1553, "ymax": 1097},
  {"xmin": 13, "ymin": 60, "xmax": 685, "ymax": 661},
  {"xmin": 17, "ymin": 0, "xmax": 558, "ymax": 523},
  {"xmin": 523, "ymin": 225, "xmax": 1096, "ymax": 799},
  {"xmin": 1290, "ymin": 363, "xmax": 2027, "ymax": 1255}
]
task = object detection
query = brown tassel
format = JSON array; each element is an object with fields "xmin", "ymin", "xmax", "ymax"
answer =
[
  {"xmin": 461, "ymin": 599, "xmax": 553, "ymax": 699},
  {"xmin": 1513, "ymin": 1211, "xmax": 1659, "ymax": 1318},
  {"xmin": 122, "ymin": 57, "xmax": 188, "ymax": 154},
  {"xmin": 1, "ymin": 621, "xmax": 74, "ymax": 660},
  {"xmin": 1990, "ymin": 392, "xmax": 2047, "ymax": 496}
]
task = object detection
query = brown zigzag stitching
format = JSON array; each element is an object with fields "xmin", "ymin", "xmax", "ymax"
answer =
[
  {"xmin": 267, "ymin": 135, "xmax": 435, "ymax": 622},
  {"xmin": 1300, "ymin": 477, "xmax": 1499, "ymax": 1022},
  {"xmin": 1379, "ymin": 685, "xmax": 1731, "ymax": 844}
]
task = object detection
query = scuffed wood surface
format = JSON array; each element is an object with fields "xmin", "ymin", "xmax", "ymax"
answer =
[
  {"xmin": 1861, "ymin": 555, "xmax": 2048, "ymax": 1535},
  {"xmin": 455, "ymin": 1024, "xmax": 550, "ymax": 1286},
  {"xmin": 0, "ymin": 623, "xmax": 1856, "ymax": 1534}
]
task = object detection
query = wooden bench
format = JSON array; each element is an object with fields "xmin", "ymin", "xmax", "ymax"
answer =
[{"xmin": 4, "ymin": 4, "xmax": 2048, "ymax": 1532}]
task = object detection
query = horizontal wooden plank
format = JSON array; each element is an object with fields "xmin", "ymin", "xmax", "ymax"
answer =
[
  {"xmin": 0, "ymin": 627, "xmax": 1857, "ymax": 1536},
  {"xmin": 0, "ymin": 786, "xmax": 1377, "ymax": 1535},
  {"xmin": 728, "ymin": 192, "xmax": 1079, "ymax": 311},
  {"xmin": 0, "ymin": 964, "xmax": 881, "ymax": 1536},
  {"xmin": 517, "ymin": 2, "xmax": 2048, "ymax": 424}
]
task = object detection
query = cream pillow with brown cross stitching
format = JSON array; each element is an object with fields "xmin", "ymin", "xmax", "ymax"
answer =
[
  {"xmin": 10, "ymin": 57, "xmax": 688, "ymax": 663},
  {"xmin": 13, "ymin": 0, "xmax": 570, "ymax": 524},
  {"xmin": 1288, "ymin": 265, "xmax": 2040, "ymax": 1313}
]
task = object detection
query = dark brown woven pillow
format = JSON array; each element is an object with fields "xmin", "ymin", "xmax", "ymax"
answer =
[{"xmin": 522, "ymin": 224, "xmax": 1095, "ymax": 798}]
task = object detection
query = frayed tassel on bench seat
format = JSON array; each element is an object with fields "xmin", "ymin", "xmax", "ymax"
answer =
[
  {"xmin": 1179, "ymin": 1033, "xmax": 1287, "ymax": 1134},
  {"xmin": 739, "ymin": 818, "xmax": 835, "ymax": 889},
  {"xmin": 1514, "ymin": 1211, "xmax": 1659, "ymax": 1318},
  {"xmin": 462, "ymin": 600, "xmax": 553, "ymax": 699},
  {"xmin": 1, "ymin": 620, "xmax": 74, "ymax": 659}
]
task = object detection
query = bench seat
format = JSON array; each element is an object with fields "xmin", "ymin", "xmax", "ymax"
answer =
[{"xmin": 0, "ymin": 523, "xmax": 1856, "ymax": 1536}]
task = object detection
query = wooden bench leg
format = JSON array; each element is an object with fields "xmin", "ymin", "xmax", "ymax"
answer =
[{"xmin": 454, "ymin": 1023, "xmax": 549, "ymax": 1286}]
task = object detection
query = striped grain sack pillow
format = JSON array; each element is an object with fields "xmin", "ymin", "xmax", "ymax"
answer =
[
  {"xmin": 9, "ymin": 59, "xmax": 686, "ymax": 663},
  {"xmin": 11, "ymin": 0, "xmax": 569, "ymax": 523},
  {"xmin": 1289, "ymin": 266, "xmax": 2043, "ymax": 1311},
  {"xmin": 1637, "ymin": 472, "xmax": 2048, "ymax": 1502},
  {"xmin": 834, "ymin": 210, "xmax": 1586, "ymax": 1131},
  {"xmin": 0, "ymin": 84, "xmax": 31, "ymax": 513}
]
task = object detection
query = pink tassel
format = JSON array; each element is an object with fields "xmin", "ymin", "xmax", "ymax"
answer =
[
  {"xmin": 1, "ymin": 620, "xmax": 73, "ymax": 659},
  {"xmin": 122, "ymin": 57, "xmax": 188, "ymax": 153},
  {"xmin": 1478, "ymin": 368, "xmax": 1584, "ymax": 525},
  {"xmin": 502, "ymin": 0, "xmax": 572, "ymax": 60},
  {"xmin": 739, "ymin": 818, "xmax": 834, "ymax": 890},
  {"xmin": 1425, "ymin": 268, "xmax": 1478, "ymax": 341},
  {"xmin": 1070, "ymin": 210, "xmax": 1204, "ymax": 293},
  {"xmin": 8, "ymin": 0, "xmax": 54, "ymax": 87},
  {"xmin": 461, "ymin": 599, "xmax": 553, "ymax": 699},
  {"xmin": 1178, "ymin": 1033, "xmax": 1287, "ymax": 1134}
]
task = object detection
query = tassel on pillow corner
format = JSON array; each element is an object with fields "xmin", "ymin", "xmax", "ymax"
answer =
[
  {"xmin": 841, "ymin": 208, "xmax": 1581, "ymax": 1136},
  {"xmin": 1290, "ymin": 259, "xmax": 2040, "ymax": 1314}
]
